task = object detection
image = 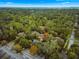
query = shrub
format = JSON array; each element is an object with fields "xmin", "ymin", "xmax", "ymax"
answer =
[
  {"xmin": 68, "ymin": 52, "xmax": 77, "ymax": 59},
  {"xmin": 13, "ymin": 44, "xmax": 23, "ymax": 53},
  {"xmin": 29, "ymin": 45, "xmax": 38, "ymax": 55}
]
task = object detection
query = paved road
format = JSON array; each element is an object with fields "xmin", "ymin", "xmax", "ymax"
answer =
[{"xmin": 0, "ymin": 43, "xmax": 44, "ymax": 59}]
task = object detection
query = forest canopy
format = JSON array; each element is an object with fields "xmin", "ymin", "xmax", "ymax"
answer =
[{"xmin": 0, "ymin": 8, "xmax": 79, "ymax": 59}]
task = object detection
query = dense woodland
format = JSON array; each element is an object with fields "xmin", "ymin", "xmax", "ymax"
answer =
[{"xmin": 0, "ymin": 8, "xmax": 79, "ymax": 59}]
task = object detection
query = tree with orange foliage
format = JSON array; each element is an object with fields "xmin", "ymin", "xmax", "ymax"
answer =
[{"xmin": 29, "ymin": 45, "xmax": 38, "ymax": 55}]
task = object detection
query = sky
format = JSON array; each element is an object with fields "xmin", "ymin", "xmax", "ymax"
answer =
[{"xmin": 0, "ymin": 0, "xmax": 79, "ymax": 7}]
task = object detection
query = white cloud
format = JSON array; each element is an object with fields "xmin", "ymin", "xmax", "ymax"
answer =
[
  {"xmin": 56, "ymin": 0, "xmax": 64, "ymax": 1},
  {"xmin": 5, "ymin": 2, "xmax": 14, "ymax": 5},
  {"xmin": 61, "ymin": 2, "xmax": 70, "ymax": 4}
]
